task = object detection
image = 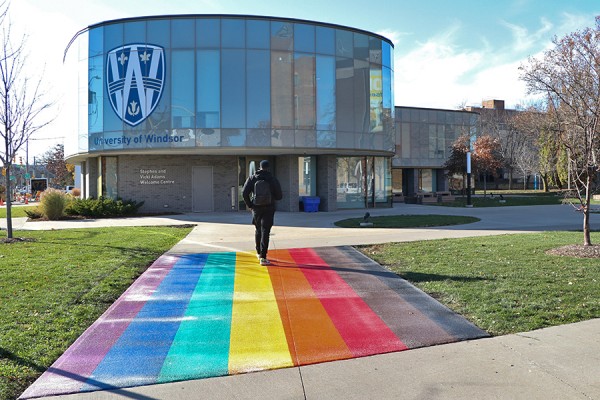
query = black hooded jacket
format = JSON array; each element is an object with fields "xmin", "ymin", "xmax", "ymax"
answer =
[{"xmin": 242, "ymin": 169, "xmax": 283, "ymax": 209}]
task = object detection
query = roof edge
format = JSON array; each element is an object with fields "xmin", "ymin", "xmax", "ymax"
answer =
[{"xmin": 86, "ymin": 14, "xmax": 395, "ymax": 47}]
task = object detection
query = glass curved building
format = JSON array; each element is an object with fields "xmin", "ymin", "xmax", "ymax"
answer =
[{"xmin": 67, "ymin": 15, "xmax": 395, "ymax": 212}]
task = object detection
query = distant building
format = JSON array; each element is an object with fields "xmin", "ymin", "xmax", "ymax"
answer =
[{"xmin": 392, "ymin": 106, "xmax": 479, "ymax": 198}]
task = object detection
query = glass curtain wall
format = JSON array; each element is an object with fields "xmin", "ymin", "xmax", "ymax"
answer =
[
  {"xmin": 99, "ymin": 156, "xmax": 118, "ymax": 199},
  {"xmin": 336, "ymin": 156, "xmax": 391, "ymax": 208},
  {"xmin": 82, "ymin": 17, "xmax": 394, "ymax": 154},
  {"xmin": 298, "ymin": 156, "xmax": 316, "ymax": 197}
]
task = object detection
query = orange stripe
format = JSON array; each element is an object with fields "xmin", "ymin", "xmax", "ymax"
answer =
[{"xmin": 268, "ymin": 249, "xmax": 353, "ymax": 365}]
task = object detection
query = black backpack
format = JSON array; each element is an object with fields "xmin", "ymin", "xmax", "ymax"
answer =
[{"xmin": 253, "ymin": 178, "xmax": 272, "ymax": 206}]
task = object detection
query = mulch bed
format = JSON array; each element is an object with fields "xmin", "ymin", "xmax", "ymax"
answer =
[
  {"xmin": 546, "ymin": 244, "xmax": 600, "ymax": 259},
  {"xmin": 0, "ymin": 237, "xmax": 37, "ymax": 244}
]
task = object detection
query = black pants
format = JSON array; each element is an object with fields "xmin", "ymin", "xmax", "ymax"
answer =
[{"xmin": 252, "ymin": 206, "xmax": 275, "ymax": 258}]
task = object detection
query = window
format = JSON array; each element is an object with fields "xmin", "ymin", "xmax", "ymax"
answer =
[
  {"xmin": 172, "ymin": 19, "xmax": 195, "ymax": 48},
  {"xmin": 316, "ymin": 55, "xmax": 335, "ymax": 128},
  {"xmin": 316, "ymin": 26, "xmax": 334, "ymax": 55},
  {"xmin": 354, "ymin": 33, "xmax": 369, "ymax": 61},
  {"xmin": 197, "ymin": 19, "xmax": 220, "ymax": 48},
  {"xmin": 294, "ymin": 24, "xmax": 315, "ymax": 53},
  {"xmin": 222, "ymin": 19, "xmax": 245, "ymax": 48},
  {"xmin": 294, "ymin": 53, "xmax": 315, "ymax": 129},
  {"xmin": 101, "ymin": 156, "xmax": 118, "ymax": 199},
  {"xmin": 298, "ymin": 156, "xmax": 316, "ymax": 196},
  {"xmin": 271, "ymin": 51, "xmax": 293, "ymax": 128},
  {"xmin": 147, "ymin": 19, "xmax": 170, "ymax": 48},
  {"xmin": 335, "ymin": 57, "xmax": 354, "ymax": 132},
  {"xmin": 247, "ymin": 50, "xmax": 270, "ymax": 129},
  {"xmin": 246, "ymin": 20, "xmax": 269, "ymax": 49},
  {"xmin": 271, "ymin": 21, "xmax": 293, "ymax": 51},
  {"xmin": 221, "ymin": 50, "xmax": 245, "ymax": 128},
  {"xmin": 172, "ymin": 50, "xmax": 195, "ymax": 128},
  {"xmin": 197, "ymin": 50, "xmax": 220, "ymax": 128},
  {"xmin": 335, "ymin": 29, "xmax": 353, "ymax": 57},
  {"xmin": 88, "ymin": 56, "xmax": 103, "ymax": 134},
  {"xmin": 369, "ymin": 64, "xmax": 383, "ymax": 133},
  {"xmin": 89, "ymin": 27, "xmax": 103, "ymax": 58}
]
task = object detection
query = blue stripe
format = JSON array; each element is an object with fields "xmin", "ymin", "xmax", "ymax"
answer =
[
  {"xmin": 158, "ymin": 252, "xmax": 237, "ymax": 382},
  {"xmin": 82, "ymin": 253, "xmax": 208, "ymax": 391}
]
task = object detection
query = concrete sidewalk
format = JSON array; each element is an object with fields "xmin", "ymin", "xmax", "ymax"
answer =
[
  {"xmin": 13, "ymin": 204, "xmax": 600, "ymax": 399},
  {"xmin": 47, "ymin": 318, "xmax": 600, "ymax": 399}
]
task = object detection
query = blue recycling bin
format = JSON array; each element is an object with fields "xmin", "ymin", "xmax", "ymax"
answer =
[{"xmin": 302, "ymin": 196, "xmax": 320, "ymax": 212}]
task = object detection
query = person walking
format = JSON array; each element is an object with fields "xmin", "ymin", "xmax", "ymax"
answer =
[{"xmin": 242, "ymin": 160, "xmax": 283, "ymax": 266}]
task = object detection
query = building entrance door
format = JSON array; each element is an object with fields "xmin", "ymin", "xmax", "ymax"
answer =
[{"xmin": 192, "ymin": 166, "xmax": 213, "ymax": 212}]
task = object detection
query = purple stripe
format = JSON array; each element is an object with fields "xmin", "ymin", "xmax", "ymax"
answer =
[{"xmin": 20, "ymin": 255, "xmax": 179, "ymax": 399}]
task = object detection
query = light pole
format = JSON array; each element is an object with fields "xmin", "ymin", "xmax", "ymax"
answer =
[{"xmin": 466, "ymin": 151, "xmax": 472, "ymax": 207}]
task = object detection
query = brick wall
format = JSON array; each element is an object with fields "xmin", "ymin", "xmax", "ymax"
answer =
[
  {"xmin": 274, "ymin": 155, "xmax": 299, "ymax": 212},
  {"xmin": 316, "ymin": 155, "xmax": 338, "ymax": 211}
]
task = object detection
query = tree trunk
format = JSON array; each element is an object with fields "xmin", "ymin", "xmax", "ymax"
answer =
[
  {"xmin": 541, "ymin": 173, "xmax": 549, "ymax": 193},
  {"xmin": 583, "ymin": 173, "xmax": 592, "ymax": 246},
  {"xmin": 508, "ymin": 169, "xmax": 513, "ymax": 190},
  {"xmin": 483, "ymin": 172, "xmax": 487, "ymax": 197},
  {"xmin": 4, "ymin": 168, "xmax": 13, "ymax": 238}
]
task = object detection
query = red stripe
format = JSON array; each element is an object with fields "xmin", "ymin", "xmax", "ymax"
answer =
[
  {"xmin": 267, "ymin": 249, "xmax": 352, "ymax": 365},
  {"xmin": 289, "ymin": 248, "xmax": 408, "ymax": 357}
]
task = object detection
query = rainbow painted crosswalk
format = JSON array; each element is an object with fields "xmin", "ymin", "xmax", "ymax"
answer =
[{"xmin": 21, "ymin": 246, "xmax": 487, "ymax": 398}]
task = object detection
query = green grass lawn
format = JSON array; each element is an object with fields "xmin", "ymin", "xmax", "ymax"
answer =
[
  {"xmin": 438, "ymin": 195, "xmax": 563, "ymax": 207},
  {"xmin": 335, "ymin": 214, "xmax": 480, "ymax": 228},
  {"xmin": 0, "ymin": 226, "xmax": 193, "ymax": 400},
  {"xmin": 360, "ymin": 231, "xmax": 600, "ymax": 337},
  {"xmin": 440, "ymin": 191, "xmax": 599, "ymax": 208},
  {"xmin": 0, "ymin": 206, "xmax": 37, "ymax": 218}
]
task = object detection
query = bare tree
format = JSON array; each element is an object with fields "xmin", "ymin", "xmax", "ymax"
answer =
[
  {"xmin": 0, "ymin": 4, "xmax": 53, "ymax": 238},
  {"xmin": 513, "ymin": 136, "xmax": 539, "ymax": 190},
  {"xmin": 510, "ymin": 105, "xmax": 548, "ymax": 190},
  {"xmin": 520, "ymin": 17, "xmax": 600, "ymax": 246},
  {"xmin": 474, "ymin": 108, "xmax": 523, "ymax": 189}
]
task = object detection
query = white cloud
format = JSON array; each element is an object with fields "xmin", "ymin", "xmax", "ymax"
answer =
[
  {"xmin": 500, "ymin": 17, "xmax": 553, "ymax": 54},
  {"xmin": 374, "ymin": 29, "xmax": 409, "ymax": 48},
  {"xmin": 393, "ymin": 26, "xmax": 487, "ymax": 109}
]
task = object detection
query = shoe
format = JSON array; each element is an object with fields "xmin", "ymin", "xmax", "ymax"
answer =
[
  {"xmin": 259, "ymin": 258, "xmax": 271, "ymax": 266},
  {"xmin": 256, "ymin": 253, "xmax": 261, "ymax": 260}
]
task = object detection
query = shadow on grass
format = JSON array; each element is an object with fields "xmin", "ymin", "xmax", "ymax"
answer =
[
  {"xmin": 0, "ymin": 347, "xmax": 46, "ymax": 373},
  {"xmin": 400, "ymin": 271, "xmax": 488, "ymax": 283}
]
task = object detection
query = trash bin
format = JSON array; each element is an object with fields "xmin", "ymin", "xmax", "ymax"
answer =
[{"xmin": 302, "ymin": 196, "xmax": 320, "ymax": 212}]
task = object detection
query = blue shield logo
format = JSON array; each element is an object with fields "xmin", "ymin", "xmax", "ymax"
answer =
[{"xmin": 106, "ymin": 44, "xmax": 165, "ymax": 126}]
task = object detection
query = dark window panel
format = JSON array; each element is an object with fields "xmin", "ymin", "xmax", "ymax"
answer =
[
  {"xmin": 294, "ymin": 23, "xmax": 315, "ymax": 53},
  {"xmin": 171, "ymin": 19, "xmax": 195, "ymax": 48},
  {"xmin": 196, "ymin": 18, "xmax": 220, "ymax": 48},
  {"xmin": 221, "ymin": 50, "xmax": 245, "ymax": 128},
  {"xmin": 222, "ymin": 19, "xmax": 245, "ymax": 48},
  {"xmin": 246, "ymin": 19, "xmax": 270, "ymax": 49}
]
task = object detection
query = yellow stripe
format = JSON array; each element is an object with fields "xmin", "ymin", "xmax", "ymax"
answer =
[{"xmin": 229, "ymin": 252, "xmax": 293, "ymax": 373}]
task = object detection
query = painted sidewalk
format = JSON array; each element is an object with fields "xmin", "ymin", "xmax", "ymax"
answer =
[{"xmin": 21, "ymin": 246, "xmax": 487, "ymax": 398}]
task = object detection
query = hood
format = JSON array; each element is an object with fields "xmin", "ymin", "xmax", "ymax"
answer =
[{"xmin": 255, "ymin": 169, "xmax": 272, "ymax": 179}]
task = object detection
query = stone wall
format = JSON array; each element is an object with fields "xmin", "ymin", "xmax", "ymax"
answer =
[{"xmin": 117, "ymin": 155, "xmax": 238, "ymax": 213}]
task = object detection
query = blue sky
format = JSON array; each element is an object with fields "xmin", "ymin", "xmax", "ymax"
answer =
[{"xmin": 11, "ymin": 0, "xmax": 600, "ymax": 157}]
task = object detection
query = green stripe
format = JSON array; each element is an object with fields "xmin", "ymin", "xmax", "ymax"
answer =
[{"xmin": 158, "ymin": 252, "xmax": 236, "ymax": 382}]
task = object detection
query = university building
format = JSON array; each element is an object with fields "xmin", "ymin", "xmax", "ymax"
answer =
[{"xmin": 66, "ymin": 14, "xmax": 477, "ymax": 212}]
